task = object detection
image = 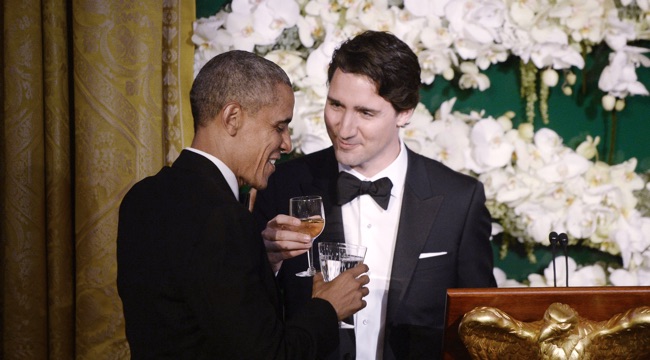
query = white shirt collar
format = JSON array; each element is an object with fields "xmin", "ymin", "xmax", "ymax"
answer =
[{"xmin": 185, "ymin": 147, "xmax": 239, "ymax": 201}]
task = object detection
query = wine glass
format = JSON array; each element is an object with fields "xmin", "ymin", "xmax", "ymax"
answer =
[{"xmin": 290, "ymin": 195, "xmax": 325, "ymax": 277}]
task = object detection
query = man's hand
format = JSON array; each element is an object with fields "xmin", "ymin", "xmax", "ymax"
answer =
[
  {"xmin": 262, "ymin": 214, "xmax": 312, "ymax": 273},
  {"xmin": 312, "ymin": 264, "xmax": 370, "ymax": 321}
]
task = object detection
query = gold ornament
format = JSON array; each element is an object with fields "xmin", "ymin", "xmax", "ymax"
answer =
[{"xmin": 459, "ymin": 302, "xmax": 650, "ymax": 359}]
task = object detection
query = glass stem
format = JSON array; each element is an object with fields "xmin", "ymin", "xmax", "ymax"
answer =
[{"xmin": 307, "ymin": 244, "xmax": 315, "ymax": 271}]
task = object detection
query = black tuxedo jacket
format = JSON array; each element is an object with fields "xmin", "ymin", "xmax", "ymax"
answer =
[
  {"xmin": 254, "ymin": 147, "xmax": 497, "ymax": 359},
  {"xmin": 117, "ymin": 150, "xmax": 339, "ymax": 359}
]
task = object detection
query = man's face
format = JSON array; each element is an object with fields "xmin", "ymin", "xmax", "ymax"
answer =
[
  {"xmin": 325, "ymin": 69, "xmax": 412, "ymax": 177},
  {"xmin": 237, "ymin": 84, "xmax": 293, "ymax": 189}
]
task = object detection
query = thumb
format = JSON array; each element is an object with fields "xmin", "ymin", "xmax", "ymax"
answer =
[{"xmin": 313, "ymin": 272, "xmax": 325, "ymax": 286}]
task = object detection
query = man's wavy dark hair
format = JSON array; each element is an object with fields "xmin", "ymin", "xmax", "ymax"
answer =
[{"xmin": 327, "ymin": 30, "xmax": 421, "ymax": 113}]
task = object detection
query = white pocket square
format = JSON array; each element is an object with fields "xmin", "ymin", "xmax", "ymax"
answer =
[{"xmin": 419, "ymin": 252, "xmax": 447, "ymax": 259}]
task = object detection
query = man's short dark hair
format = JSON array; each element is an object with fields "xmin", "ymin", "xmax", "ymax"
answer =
[
  {"xmin": 327, "ymin": 30, "xmax": 421, "ymax": 113},
  {"xmin": 190, "ymin": 50, "xmax": 291, "ymax": 131}
]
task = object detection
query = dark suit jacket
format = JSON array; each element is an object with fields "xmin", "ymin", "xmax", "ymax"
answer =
[
  {"xmin": 117, "ymin": 150, "xmax": 339, "ymax": 359},
  {"xmin": 254, "ymin": 147, "xmax": 497, "ymax": 359}
]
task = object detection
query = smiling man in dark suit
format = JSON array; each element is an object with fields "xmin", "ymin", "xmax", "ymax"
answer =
[
  {"xmin": 253, "ymin": 31, "xmax": 497, "ymax": 359},
  {"xmin": 116, "ymin": 50, "xmax": 370, "ymax": 359}
]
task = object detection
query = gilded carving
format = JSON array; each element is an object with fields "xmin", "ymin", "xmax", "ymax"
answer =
[{"xmin": 459, "ymin": 302, "xmax": 650, "ymax": 359}]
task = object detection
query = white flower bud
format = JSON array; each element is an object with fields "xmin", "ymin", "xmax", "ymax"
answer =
[
  {"xmin": 542, "ymin": 68, "xmax": 559, "ymax": 87},
  {"xmin": 566, "ymin": 72, "xmax": 577, "ymax": 85},
  {"xmin": 615, "ymin": 98, "xmax": 626, "ymax": 112},
  {"xmin": 518, "ymin": 123, "xmax": 534, "ymax": 140},
  {"xmin": 602, "ymin": 95, "xmax": 616, "ymax": 111},
  {"xmin": 562, "ymin": 86, "xmax": 573, "ymax": 96},
  {"xmin": 442, "ymin": 68, "xmax": 454, "ymax": 81},
  {"xmin": 496, "ymin": 115, "xmax": 513, "ymax": 131}
]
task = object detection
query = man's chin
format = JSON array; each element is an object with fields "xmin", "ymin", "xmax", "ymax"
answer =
[{"xmin": 334, "ymin": 152, "xmax": 360, "ymax": 168}]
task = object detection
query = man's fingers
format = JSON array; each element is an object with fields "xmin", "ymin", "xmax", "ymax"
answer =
[
  {"xmin": 357, "ymin": 274, "xmax": 370, "ymax": 286},
  {"xmin": 345, "ymin": 263, "xmax": 369, "ymax": 278},
  {"xmin": 264, "ymin": 239, "xmax": 311, "ymax": 251},
  {"xmin": 268, "ymin": 214, "xmax": 302, "ymax": 228}
]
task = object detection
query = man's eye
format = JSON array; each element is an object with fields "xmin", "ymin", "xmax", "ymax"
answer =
[{"xmin": 276, "ymin": 125, "xmax": 286, "ymax": 133}]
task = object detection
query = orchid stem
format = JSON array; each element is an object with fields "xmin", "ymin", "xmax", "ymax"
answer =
[{"xmin": 608, "ymin": 110, "xmax": 617, "ymax": 165}]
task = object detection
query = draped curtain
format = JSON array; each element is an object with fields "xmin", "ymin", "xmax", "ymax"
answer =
[{"xmin": 1, "ymin": 0, "xmax": 196, "ymax": 358}]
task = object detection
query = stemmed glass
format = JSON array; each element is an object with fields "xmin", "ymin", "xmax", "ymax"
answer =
[{"xmin": 290, "ymin": 195, "xmax": 325, "ymax": 277}]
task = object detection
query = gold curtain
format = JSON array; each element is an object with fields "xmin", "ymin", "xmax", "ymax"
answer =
[{"xmin": 1, "ymin": 0, "xmax": 196, "ymax": 358}]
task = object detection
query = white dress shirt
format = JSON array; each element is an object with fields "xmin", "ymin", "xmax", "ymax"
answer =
[
  {"xmin": 339, "ymin": 141, "xmax": 408, "ymax": 360},
  {"xmin": 185, "ymin": 147, "xmax": 239, "ymax": 201}
]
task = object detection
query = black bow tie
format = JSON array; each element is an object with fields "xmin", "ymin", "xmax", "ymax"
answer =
[{"xmin": 336, "ymin": 172, "xmax": 393, "ymax": 210}]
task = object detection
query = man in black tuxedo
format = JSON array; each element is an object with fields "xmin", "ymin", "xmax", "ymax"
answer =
[
  {"xmin": 117, "ymin": 50, "xmax": 370, "ymax": 359},
  {"xmin": 253, "ymin": 31, "xmax": 497, "ymax": 359}
]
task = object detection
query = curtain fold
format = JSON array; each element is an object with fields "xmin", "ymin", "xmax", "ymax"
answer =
[
  {"xmin": 3, "ymin": 0, "xmax": 48, "ymax": 358},
  {"xmin": 43, "ymin": 1, "xmax": 74, "ymax": 358},
  {"xmin": 2, "ymin": 1, "xmax": 196, "ymax": 358},
  {"xmin": 163, "ymin": 0, "xmax": 196, "ymax": 164}
]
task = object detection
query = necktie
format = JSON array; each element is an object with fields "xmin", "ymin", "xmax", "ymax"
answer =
[{"xmin": 336, "ymin": 171, "xmax": 393, "ymax": 210}]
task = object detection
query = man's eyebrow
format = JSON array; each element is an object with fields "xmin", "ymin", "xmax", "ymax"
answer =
[
  {"xmin": 326, "ymin": 96, "xmax": 342, "ymax": 105},
  {"xmin": 354, "ymin": 105, "xmax": 379, "ymax": 114}
]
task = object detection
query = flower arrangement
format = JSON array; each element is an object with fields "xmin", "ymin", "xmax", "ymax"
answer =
[{"xmin": 193, "ymin": 0, "xmax": 650, "ymax": 286}]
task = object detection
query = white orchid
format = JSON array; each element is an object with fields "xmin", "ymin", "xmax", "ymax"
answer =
[
  {"xmin": 264, "ymin": 50, "xmax": 307, "ymax": 85},
  {"xmin": 404, "ymin": 0, "xmax": 450, "ymax": 18},
  {"xmin": 400, "ymin": 103, "xmax": 435, "ymax": 154},
  {"xmin": 576, "ymin": 135, "xmax": 600, "ymax": 160},
  {"xmin": 530, "ymin": 256, "xmax": 608, "ymax": 287},
  {"xmin": 467, "ymin": 117, "xmax": 514, "ymax": 172},
  {"xmin": 445, "ymin": 0, "xmax": 506, "ymax": 46},
  {"xmin": 493, "ymin": 267, "xmax": 525, "ymax": 287},
  {"xmin": 296, "ymin": 13, "xmax": 321, "ymax": 48},
  {"xmin": 252, "ymin": 0, "xmax": 301, "ymax": 40},
  {"xmin": 599, "ymin": 48, "xmax": 650, "ymax": 98},
  {"xmin": 390, "ymin": 6, "xmax": 428, "ymax": 48},
  {"xmin": 348, "ymin": 0, "xmax": 397, "ymax": 31},
  {"xmin": 418, "ymin": 49, "xmax": 457, "ymax": 84},
  {"xmin": 458, "ymin": 61, "xmax": 491, "ymax": 90}
]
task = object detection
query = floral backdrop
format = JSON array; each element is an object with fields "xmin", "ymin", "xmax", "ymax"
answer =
[{"xmin": 192, "ymin": 0, "xmax": 650, "ymax": 287}]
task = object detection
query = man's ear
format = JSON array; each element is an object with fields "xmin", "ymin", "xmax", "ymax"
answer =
[
  {"xmin": 397, "ymin": 108, "xmax": 414, "ymax": 128},
  {"xmin": 221, "ymin": 102, "xmax": 242, "ymax": 136}
]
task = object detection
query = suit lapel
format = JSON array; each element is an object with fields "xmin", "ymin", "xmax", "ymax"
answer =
[{"xmin": 386, "ymin": 149, "xmax": 444, "ymax": 323}]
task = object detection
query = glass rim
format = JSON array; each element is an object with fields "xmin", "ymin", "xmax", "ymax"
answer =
[
  {"xmin": 290, "ymin": 195, "xmax": 322, "ymax": 201},
  {"xmin": 318, "ymin": 241, "xmax": 366, "ymax": 250}
]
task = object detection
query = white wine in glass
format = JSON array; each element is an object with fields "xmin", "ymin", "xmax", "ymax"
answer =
[{"xmin": 290, "ymin": 195, "xmax": 325, "ymax": 277}]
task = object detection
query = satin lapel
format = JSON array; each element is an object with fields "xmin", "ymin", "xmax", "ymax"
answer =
[{"xmin": 386, "ymin": 150, "xmax": 443, "ymax": 323}]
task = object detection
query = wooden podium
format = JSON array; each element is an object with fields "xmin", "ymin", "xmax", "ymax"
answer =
[{"xmin": 443, "ymin": 286, "xmax": 650, "ymax": 359}]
